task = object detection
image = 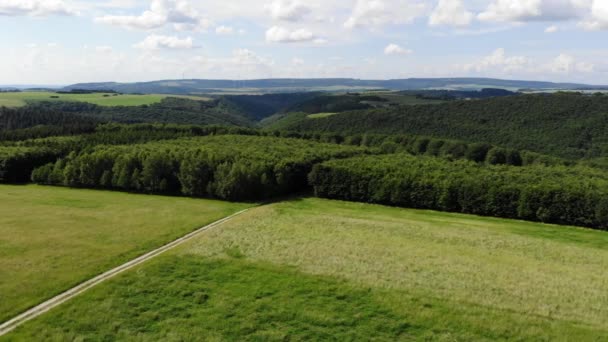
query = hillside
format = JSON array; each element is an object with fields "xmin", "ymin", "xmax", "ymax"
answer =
[
  {"xmin": 269, "ymin": 93, "xmax": 608, "ymax": 159},
  {"xmin": 63, "ymin": 78, "xmax": 608, "ymax": 95}
]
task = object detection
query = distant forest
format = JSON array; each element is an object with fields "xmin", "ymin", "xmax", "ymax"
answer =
[
  {"xmin": 270, "ymin": 92, "xmax": 608, "ymax": 160},
  {"xmin": 3, "ymin": 90, "xmax": 608, "ymax": 230}
]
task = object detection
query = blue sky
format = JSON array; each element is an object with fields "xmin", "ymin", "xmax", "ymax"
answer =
[{"xmin": 1, "ymin": 0, "xmax": 607, "ymax": 84}]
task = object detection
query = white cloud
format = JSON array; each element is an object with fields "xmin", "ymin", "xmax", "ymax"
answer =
[
  {"xmin": 232, "ymin": 48, "xmax": 273, "ymax": 66},
  {"xmin": 292, "ymin": 57, "xmax": 305, "ymax": 66},
  {"xmin": 215, "ymin": 25, "xmax": 234, "ymax": 35},
  {"xmin": 478, "ymin": 0, "xmax": 584, "ymax": 23},
  {"xmin": 95, "ymin": 46, "xmax": 113, "ymax": 53},
  {"xmin": 464, "ymin": 48, "xmax": 529, "ymax": 73},
  {"xmin": 580, "ymin": 0, "xmax": 608, "ymax": 30},
  {"xmin": 429, "ymin": 0, "xmax": 473, "ymax": 27},
  {"xmin": 544, "ymin": 25, "xmax": 558, "ymax": 33},
  {"xmin": 384, "ymin": 43, "xmax": 412, "ymax": 56},
  {"xmin": 265, "ymin": 0, "xmax": 311, "ymax": 21},
  {"xmin": 344, "ymin": 0, "xmax": 427, "ymax": 29},
  {"xmin": 547, "ymin": 53, "xmax": 594, "ymax": 73},
  {"xmin": 0, "ymin": 0, "xmax": 77, "ymax": 16},
  {"xmin": 95, "ymin": 0, "xmax": 211, "ymax": 31},
  {"xmin": 134, "ymin": 35, "xmax": 194, "ymax": 50},
  {"xmin": 265, "ymin": 25, "xmax": 315, "ymax": 43}
]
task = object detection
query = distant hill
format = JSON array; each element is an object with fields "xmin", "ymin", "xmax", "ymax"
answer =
[
  {"xmin": 64, "ymin": 78, "xmax": 608, "ymax": 95},
  {"xmin": 266, "ymin": 92, "xmax": 608, "ymax": 160}
]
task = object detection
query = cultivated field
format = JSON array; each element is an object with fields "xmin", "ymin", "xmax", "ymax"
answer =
[
  {"xmin": 0, "ymin": 92, "xmax": 209, "ymax": 107},
  {"xmin": 306, "ymin": 112, "xmax": 338, "ymax": 119},
  {"xmin": 5, "ymin": 198, "xmax": 608, "ymax": 340},
  {"xmin": 0, "ymin": 185, "xmax": 250, "ymax": 322}
]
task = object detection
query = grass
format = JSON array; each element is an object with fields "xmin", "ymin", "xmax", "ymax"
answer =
[
  {"xmin": 307, "ymin": 112, "xmax": 338, "ymax": 119},
  {"xmin": 0, "ymin": 185, "xmax": 251, "ymax": 322},
  {"xmin": 0, "ymin": 92, "xmax": 209, "ymax": 107},
  {"xmin": 5, "ymin": 197, "xmax": 608, "ymax": 340}
]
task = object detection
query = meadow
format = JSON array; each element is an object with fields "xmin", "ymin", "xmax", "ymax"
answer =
[
  {"xmin": 0, "ymin": 92, "xmax": 208, "ymax": 107},
  {"xmin": 5, "ymin": 198, "xmax": 608, "ymax": 340},
  {"xmin": 306, "ymin": 112, "xmax": 338, "ymax": 119},
  {"xmin": 0, "ymin": 185, "xmax": 250, "ymax": 322}
]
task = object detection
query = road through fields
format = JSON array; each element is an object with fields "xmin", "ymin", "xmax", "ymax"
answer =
[{"xmin": 0, "ymin": 208, "xmax": 252, "ymax": 337}]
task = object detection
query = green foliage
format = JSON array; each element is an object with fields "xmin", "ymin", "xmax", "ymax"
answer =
[
  {"xmin": 33, "ymin": 135, "xmax": 368, "ymax": 201},
  {"xmin": 24, "ymin": 97, "xmax": 254, "ymax": 127},
  {"xmin": 285, "ymin": 94, "xmax": 373, "ymax": 114},
  {"xmin": 309, "ymin": 153, "xmax": 608, "ymax": 229},
  {"xmin": 272, "ymin": 93, "xmax": 608, "ymax": 159}
]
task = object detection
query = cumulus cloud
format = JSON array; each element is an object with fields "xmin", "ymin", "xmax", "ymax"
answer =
[
  {"xmin": 478, "ymin": 0, "xmax": 584, "ymax": 23},
  {"xmin": 232, "ymin": 48, "xmax": 273, "ymax": 66},
  {"xmin": 344, "ymin": 0, "xmax": 427, "ymax": 29},
  {"xmin": 265, "ymin": 0, "xmax": 311, "ymax": 21},
  {"xmin": 464, "ymin": 48, "xmax": 529, "ymax": 73},
  {"xmin": 134, "ymin": 35, "xmax": 194, "ymax": 50},
  {"xmin": 0, "ymin": 0, "xmax": 77, "ymax": 16},
  {"xmin": 547, "ymin": 53, "xmax": 594, "ymax": 73},
  {"xmin": 384, "ymin": 43, "xmax": 412, "ymax": 56},
  {"xmin": 580, "ymin": 0, "xmax": 608, "ymax": 30},
  {"xmin": 95, "ymin": 0, "xmax": 211, "ymax": 31},
  {"xmin": 95, "ymin": 46, "xmax": 113, "ymax": 53},
  {"xmin": 265, "ymin": 25, "xmax": 315, "ymax": 43},
  {"xmin": 215, "ymin": 25, "xmax": 234, "ymax": 34},
  {"xmin": 292, "ymin": 57, "xmax": 305, "ymax": 66},
  {"xmin": 429, "ymin": 0, "xmax": 473, "ymax": 27},
  {"xmin": 544, "ymin": 25, "xmax": 558, "ymax": 33}
]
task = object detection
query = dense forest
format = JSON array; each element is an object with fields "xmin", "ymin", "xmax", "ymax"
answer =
[
  {"xmin": 268, "ymin": 93, "xmax": 608, "ymax": 159},
  {"xmin": 0, "ymin": 106, "xmax": 98, "ymax": 133},
  {"xmin": 3, "ymin": 90, "xmax": 608, "ymax": 230},
  {"xmin": 309, "ymin": 154, "xmax": 608, "ymax": 229},
  {"xmin": 31, "ymin": 135, "xmax": 368, "ymax": 201},
  {"xmin": 24, "ymin": 98, "xmax": 253, "ymax": 127}
]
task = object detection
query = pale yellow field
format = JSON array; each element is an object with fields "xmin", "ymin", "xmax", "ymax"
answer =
[
  {"xmin": 0, "ymin": 92, "xmax": 210, "ymax": 107},
  {"xmin": 182, "ymin": 198, "xmax": 608, "ymax": 328}
]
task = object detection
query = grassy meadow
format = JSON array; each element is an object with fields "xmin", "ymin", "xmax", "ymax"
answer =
[
  {"xmin": 306, "ymin": 112, "xmax": 338, "ymax": 119},
  {"xmin": 0, "ymin": 92, "xmax": 209, "ymax": 107},
  {"xmin": 0, "ymin": 185, "xmax": 251, "ymax": 322},
  {"xmin": 5, "ymin": 198, "xmax": 608, "ymax": 340}
]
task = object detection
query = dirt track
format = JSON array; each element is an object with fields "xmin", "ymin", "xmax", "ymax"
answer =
[{"xmin": 0, "ymin": 208, "xmax": 251, "ymax": 336}]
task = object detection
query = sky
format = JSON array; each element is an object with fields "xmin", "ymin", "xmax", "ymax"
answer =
[{"xmin": 1, "ymin": 0, "xmax": 608, "ymax": 85}]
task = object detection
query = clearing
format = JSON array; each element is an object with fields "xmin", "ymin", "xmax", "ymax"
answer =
[
  {"xmin": 0, "ymin": 92, "xmax": 209, "ymax": 107},
  {"xmin": 0, "ymin": 185, "xmax": 250, "ymax": 322},
  {"xmin": 5, "ymin": 198, "xmax": 608, "ymax": 340}
]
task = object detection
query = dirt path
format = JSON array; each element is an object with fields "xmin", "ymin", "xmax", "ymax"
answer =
[{"xmin": 0, "ymin": 208, "xmax": 251, "ymax": 337}]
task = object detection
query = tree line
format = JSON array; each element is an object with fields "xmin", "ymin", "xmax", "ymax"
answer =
[
  {"xmin": 309, "ymin": 154, "xmax": 608, "ymax": 230},
  {"xmin": 0, "ymin": 123, "xmax": 568, "ymax": 185},
  {"xmin": 31, "ymin": 135, "xmax": 368, "ymax": 201}
]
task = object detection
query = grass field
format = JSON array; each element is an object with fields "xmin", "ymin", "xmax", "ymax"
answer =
[
  {"xmin": 0, "ymin": 92, "xmax": 209, "ymax": 107},
  {"xmin": 5, "ymin": 198, "xmax": 608, "ymax": 340},
  {"xmin": 0, "ymin": 185, "xmax": 250, "ymax": 322},
  {"xmin": 307, "ymin": 112, "xmax": 338, "ymax": 119}
]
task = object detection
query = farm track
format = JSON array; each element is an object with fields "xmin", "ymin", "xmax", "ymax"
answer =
[{"xmin": 0, "ymin": 208, "xmax": 252, "ymax": 337}]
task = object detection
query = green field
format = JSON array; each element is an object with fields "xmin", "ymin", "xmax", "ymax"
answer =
[
  {"xmin": 6, "ymin": 198, "xmax": 608, "ymax": 340},
  {"xmin": 0, "ymin": 185, "xmax": 250, "ymax": 322},
  {"xmin": 306, "ymin": 112, "xmax": 338, "ymax": 119},
  {"xmin": 0, "ymin": 92, "xmax": 209, "ymax": 107}
]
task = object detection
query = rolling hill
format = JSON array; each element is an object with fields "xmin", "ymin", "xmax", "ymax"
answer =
[
  {"xmin": 63, "ymin": 78, "xmax": 608, "ymax": 95},
  {"xmin": 267, "ymin": 92, "xmax": 608, "ymax": 159}
]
